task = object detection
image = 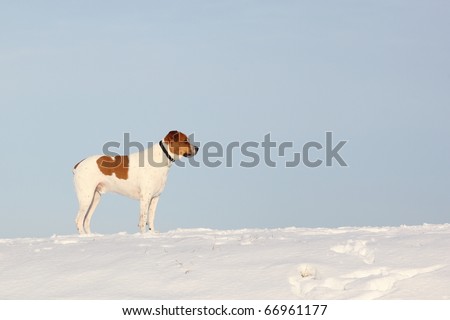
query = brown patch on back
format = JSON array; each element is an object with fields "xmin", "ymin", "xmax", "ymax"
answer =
[{"xmin": 96, "ymin": 155, "xmax": 130, "ymax": 180}]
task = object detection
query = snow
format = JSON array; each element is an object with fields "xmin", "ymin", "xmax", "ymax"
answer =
[{"xmin": 0, "ymin": 224, "xmax": 449, "ymax": 299}]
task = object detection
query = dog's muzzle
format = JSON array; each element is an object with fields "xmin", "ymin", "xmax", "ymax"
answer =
[{"xmin": 184, "ymin": 146, "xmax": 199, "ymax": 157}]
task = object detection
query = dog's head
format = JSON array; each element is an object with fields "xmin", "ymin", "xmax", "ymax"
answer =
[{"xmin": 163, "ymin": 130, "xmax": 199, "ymax": 159}]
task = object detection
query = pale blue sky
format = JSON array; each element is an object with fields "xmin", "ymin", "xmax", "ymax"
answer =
[{"xmin": 1, "ymin": 0, "xmax": 449, "ymax": 237}]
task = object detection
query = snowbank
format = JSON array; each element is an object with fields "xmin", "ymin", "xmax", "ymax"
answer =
[{"xmin": 1, "ymin": 224, "xmax": 449, "ymax": 299}]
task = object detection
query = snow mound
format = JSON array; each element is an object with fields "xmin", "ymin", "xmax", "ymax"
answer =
[{"xmin": 0, "ymin": 224, "xmax": 449, "ymax": 299}]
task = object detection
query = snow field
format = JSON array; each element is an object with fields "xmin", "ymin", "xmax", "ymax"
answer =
[{"xmin": 0, "ymin": 224, "xmax": 449, "ymax": 299}]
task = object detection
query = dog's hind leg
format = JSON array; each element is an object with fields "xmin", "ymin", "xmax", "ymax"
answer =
[
  {"xmin": 83, "ymin": 190, "xmax": 102, "ymax": 234},
  {"xmin": 74, "ymin": 184, "xmax": 99, "ymax": 234},
  {"xmin": 75, "ymin": 200, "xmax": 92, "ymax": 235}
]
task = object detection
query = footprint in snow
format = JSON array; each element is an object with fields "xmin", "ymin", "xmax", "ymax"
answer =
[
  {"xmin": 289, "ymin": 263, "xmax": 444, "ymax": 299},
  {"xmin": 330, "ymin": 239, "xmax": 375, "ymax": 264}
]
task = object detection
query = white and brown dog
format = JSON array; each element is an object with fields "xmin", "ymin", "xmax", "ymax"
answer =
[{"xmin": 73, "ymin": 130, "xmax": 198, "ymax": 234}]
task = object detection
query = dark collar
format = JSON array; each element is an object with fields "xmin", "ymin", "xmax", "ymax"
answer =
[{"xmin": 159, "ymin": 140, "xmax": 175, "ymax": 162}]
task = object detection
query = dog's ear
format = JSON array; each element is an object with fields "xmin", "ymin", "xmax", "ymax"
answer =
[{"xmin": 164, "ymin": 130, "xmax": 179, "ymax": 143}]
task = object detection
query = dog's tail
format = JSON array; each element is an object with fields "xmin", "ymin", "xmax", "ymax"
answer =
[{"xmin": 72, "ymin": 158, "xmax": 86, "ymax": 174}]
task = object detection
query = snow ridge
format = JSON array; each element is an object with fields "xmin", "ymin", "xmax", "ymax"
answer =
[{"xmin": 0, "ymin": 225, "xmax": 449, "ymax": 299}]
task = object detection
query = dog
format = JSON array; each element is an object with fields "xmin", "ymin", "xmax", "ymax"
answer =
[{"xmin": 73, "ymin": 130, "xmax": 198, "ymax": 234}]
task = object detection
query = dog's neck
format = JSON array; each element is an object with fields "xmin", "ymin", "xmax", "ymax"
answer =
[
  {"xmin": 138, "ymin": 143, "xmax": 175, "ymax": 168},
  {"xmin": 159, "ymin": 140, "xmax": 175, "ymax": 163}
]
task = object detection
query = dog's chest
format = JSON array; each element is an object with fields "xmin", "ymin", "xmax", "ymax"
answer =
[{"xmin": 136, "ymin": 166, "xmax": 169, "ymax": 196}]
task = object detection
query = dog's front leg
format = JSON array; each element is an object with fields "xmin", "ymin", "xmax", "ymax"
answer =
[
  {"xmin": 147, "ymin": 196, "xmax": 160, "ymax": 232},
  {"xmin": 139, "ymin": 197, "xmax": 151, "ymax": 233}
]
